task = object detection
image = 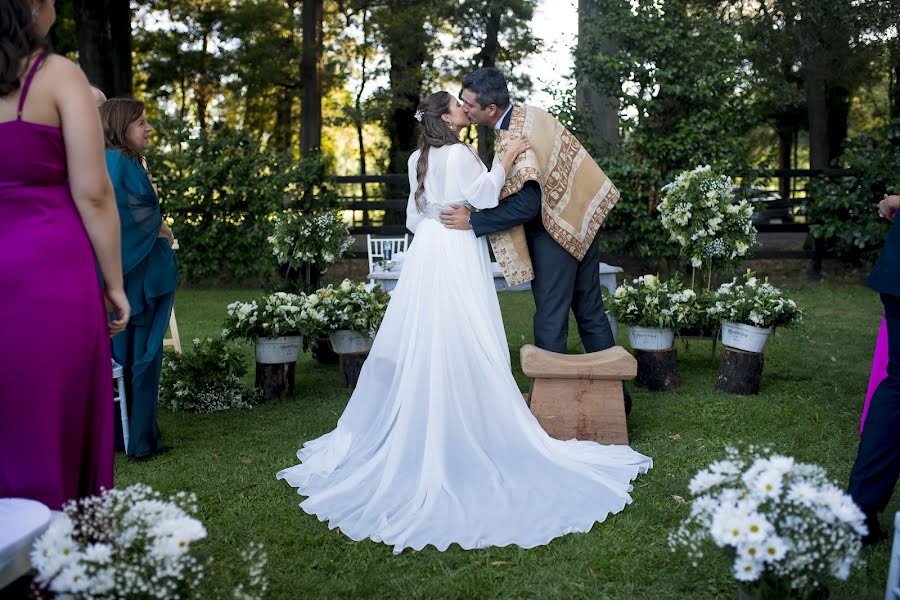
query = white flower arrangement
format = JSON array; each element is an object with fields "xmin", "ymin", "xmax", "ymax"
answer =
[
  {"xmin": 669, "ymin": 447, "xmax": 866, "ymax": 598},
  {"xmin": 313, "ymin": 279, "xmax": 391, "ymax": 338},
  {"xmin": 606, "ymin": 274, "xmax": 697, "ymax": 331},
  {"xmin": 29, "ymin": 484, "xmax": 268, "ymax": 600},
  {"xmin": 223, "ymin": 291, "xmax": 328, "ymax": 340},
  {"xmin": 267, "ymin": 210, "xmax": 354, "ymax": 271},
  {"xmin": 707, "ymin": 270, "xmax": 803, "ymax": 329},
  {"xmin": 658, "ymin": 165, "xmax": 757, "ymax": 270}
]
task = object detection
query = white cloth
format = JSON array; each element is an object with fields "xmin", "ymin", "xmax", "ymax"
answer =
[
  {"xmin": 277, "ymin": 144, "xmax": 652, "ymax": 554},
  {"xmin": 0, "ymin": 498, "xmax": 51, "ymax": 588}
]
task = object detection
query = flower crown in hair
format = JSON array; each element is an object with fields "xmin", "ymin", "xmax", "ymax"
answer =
[{"xmin": 414, "ymin": 110, "xmax": 424, "ymax": 123}]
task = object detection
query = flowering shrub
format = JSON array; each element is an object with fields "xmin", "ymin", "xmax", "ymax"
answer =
[
  {"xmin": 310, "ymin": 279, "xmax": 390, "ymax": 338},
  {"xmin": 658, "ymin": 165, "xmax": 757, "ymax": 269},
  {"xmin": 223, "ymin": 292, "xmax": 327, "ymax": 340},
  {"xmin": 268, "ymin": 210, "xmax": 354, "ymax": 271},
  {"xmin": 669, "ymin": 447, "xmax": 866, "ymax": 598},
  {"xmin": 606, "ymin": 275, "xmax": 697, "ymax": 331},
  {"xmin": 160, "ymin": 337, "xmax": 258, "ymax": 413},
  {"xmin": 30, "ymin": 484, "xmax": 268, "ymax": 599},
  {"xmin": 707, "ymin": 271, "xmax": 803, "ymax": 329}
]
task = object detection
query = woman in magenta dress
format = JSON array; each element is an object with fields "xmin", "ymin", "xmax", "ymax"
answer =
[{"xmin": 0, "ymin": 0, "xmax": 130, "ymax": 509}]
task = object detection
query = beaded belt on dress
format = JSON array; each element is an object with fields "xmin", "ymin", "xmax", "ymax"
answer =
[{"xmin": 422, "ymin": 201, "xmax": 474, "ymax": 221}]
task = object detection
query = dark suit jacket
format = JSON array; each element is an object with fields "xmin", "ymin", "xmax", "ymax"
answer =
[
  {"xmin": 867, "ymin": 216, "xmax": 900, "ymax": 298},
  {"xmin": 469, "ymin": 107, "xmax": 545, "ymax": 238}
]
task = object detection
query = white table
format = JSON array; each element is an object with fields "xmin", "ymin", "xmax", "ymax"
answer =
[
  {"xmin": 0, "ymin": 498, "xmax": 51, "ymax": 589},
  {"xmin": 598, "ymin": 262, "xmax": 624, "ymax": 341},
  {"xmin": 368, "ymin": 262, "xmax": 531, "ymax": 293}
]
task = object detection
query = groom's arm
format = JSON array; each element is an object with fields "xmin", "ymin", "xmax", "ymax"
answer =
[{"xmin": 440, "ymin": 181, "xmax": 542, "ymax": 237}]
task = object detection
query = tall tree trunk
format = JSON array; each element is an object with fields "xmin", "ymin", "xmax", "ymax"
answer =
[
  {"xmin": 72, "ymin": 0, "xmax": 113, "ymax": 94},
  {"xmin": 576, "ymin": 0, "xmax": 619, "ymax": 157},
  {"xmin": 776, "ymin": 116, "xmax": 793, "ymax": 201},
  {"xmin": 194, "ymin": 29, "xmax": 210, "ymax": 133},
  {"xmin": 274, "ymin": 88, "xmax": 294, "ymax": 151},
  {"xmin": 806, "ymin": 60, "xmax": 829, "ymax": 171},
  {"xmin": 300, "ymin": 0, "xmax": 324, "ymax": 154},
  {"xmin": 825, "ymin": 84, "xmax": 850, "ymax": 166},
  {"xmin": 384, "ymin": 1, "xmax": 427, "ymax": 176},
  {"xmin": 890, "ymin": 43, "xmax": 900, "ymax": 123},
  {"xmin": 72, "ymin": 0, "xmax": 131, "ymax": 97},
  {"xmin": 108, "ymin": 0, "xmax": 132, "ymax": 96},
  {"xmin": 356, "ymin": 9, "xmax": 370, "ymax": 200},
  {"xmin": 475, "ymin": 10, "xmax": 501, "ymax": 165}
]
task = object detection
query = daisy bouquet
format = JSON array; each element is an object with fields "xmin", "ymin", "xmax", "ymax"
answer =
[
  {"xmin": 668, "ymin": 447, "xmax": 866, "ymax": 598},
  {"xmin": 29, "ymin": 484, "xmax": 267, "ymax": 599}
]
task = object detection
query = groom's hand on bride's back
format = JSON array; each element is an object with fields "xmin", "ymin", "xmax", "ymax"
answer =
[{"xmin": 440, "ymin": 205, "xmax": 472, "ymax": 230}]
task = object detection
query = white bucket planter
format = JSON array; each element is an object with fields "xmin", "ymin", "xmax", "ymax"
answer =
[
  {"xmin": 720, "ymin": 320, "xmax": 773, "ymax": 353},
  {"xmin": 255, "ymin": 336, "xmax": 303, "ymax": 364},
  {"xmin": 628, "ymin": 326, "xmax": 674, "ymax": 351},
  {"xmin": 328, "ymin": 330, "xmax": 374, "ymax": 354}
]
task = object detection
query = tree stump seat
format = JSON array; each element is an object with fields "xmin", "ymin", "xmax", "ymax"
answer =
[{"xmin": 520, "ymin": 344, "xmax": 636, "ymax": 445}]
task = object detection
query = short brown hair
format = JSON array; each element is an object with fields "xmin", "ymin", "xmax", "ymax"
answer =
[{"xmin": 99, "ymin": 97, "xmax": 146, "ymax": 158}]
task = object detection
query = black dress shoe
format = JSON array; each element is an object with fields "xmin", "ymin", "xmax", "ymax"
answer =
[{"xmin": 862, "ymin": 512, "xmax": 888, "ymax": 546}]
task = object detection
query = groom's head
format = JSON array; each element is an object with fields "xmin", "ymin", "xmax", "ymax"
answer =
[{"xmin": 461, "ymin": 68, "xmax": 510, "ymax": 128}]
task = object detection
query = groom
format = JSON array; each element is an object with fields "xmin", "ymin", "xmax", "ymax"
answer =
[{"xmin": 440, "ymin": 68, "xmax": 629, "ymax": 411}]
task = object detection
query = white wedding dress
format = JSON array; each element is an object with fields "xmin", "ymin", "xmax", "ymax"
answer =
[{"xmin": 277, "ymin": 143, "xmax": 652, "ymax": 554}]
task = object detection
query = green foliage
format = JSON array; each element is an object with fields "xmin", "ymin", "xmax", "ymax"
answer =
[
  {"xmin": 658, "ymin": 166, "xmax": 757, "ymax": 271},
  {"xmin": 160, "ymin": 337, "xmax": 259, "ymax": 413},
  {"xmin": 268, "ymin": 210, "xmax": 354, "ymax": 272},
  {"xmin": 807, "ymin": 121, "xmax": 900, "ymax": 264},
  {"xmin": 147, "ymin": 118, "xmax": 336, "ymax": 284},
  {"xmin": 223, "ymin": 293, "xmax": 327, "ymax": 341},
  {"xmin": 607, "ymin": 274, "xmax": 697, "ymax": 331},
  {"xmin": 708, "ymin": 271, "xmax": 803, "ymax": 329},
  {"xmin": 571, "ymin": 0, "xmax": 756, "ymax": 260},
  {"xmin": 311, "ymin": 280, "xmax": 391, "ymax": 337}
]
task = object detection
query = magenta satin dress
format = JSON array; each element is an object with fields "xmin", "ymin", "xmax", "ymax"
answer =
[{"xmin": 0, "ymin": 55, "xmax": 113, "ymax": 509}]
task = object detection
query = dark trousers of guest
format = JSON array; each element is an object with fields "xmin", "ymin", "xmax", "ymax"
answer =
[{"xmin": 848, "ymin": 293, "xmax": 900, "ymax": 530}]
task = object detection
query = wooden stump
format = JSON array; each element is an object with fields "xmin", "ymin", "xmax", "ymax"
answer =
[
  {"xmin": 255, "ymin": 362, "xmax": 295, "ymax": 400},
  {"xmin": 340, "ymin": 352, "xmax": 369, "ymax": 389},
  {"xmin": 312, "ymin": 335, "xmax": 339, "ymax": 364},
  {"xmin": 715, "ymin": 347, "xmax": 764, "ymax": 395},
  {"xmin": 635, "ymin": 348, "xmax": 681, "ymax": 391},
  {"xmin": 521, "ymin": 345, "xmax": 636, "ymax": 445}
]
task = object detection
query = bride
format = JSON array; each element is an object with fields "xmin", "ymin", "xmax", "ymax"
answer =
[{"xmin": 277, "ymin": 91, "xmax": 652, "ymax": 554}]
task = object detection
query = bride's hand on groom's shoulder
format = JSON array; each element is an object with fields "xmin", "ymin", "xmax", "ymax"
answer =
[
  {"xmin": 503, "ymin": 137, "xmax": 531, "ymax": 160},
  {"xmin": 499, "ymin": 137, "xmax": 531, "ymax": 176}
]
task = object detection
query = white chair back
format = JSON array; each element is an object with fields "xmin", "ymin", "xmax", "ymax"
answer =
[{"xmin": 367, "ymin": 235, "xmax": 409, "ymax": 282}]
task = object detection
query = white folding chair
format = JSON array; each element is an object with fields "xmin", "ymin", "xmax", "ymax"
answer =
[
  {"xmin": 887, "ymin": 511, "xmax": 900, "ymax": 600},
  {"xmin": 367, "ymin": 234, "xmax": 409, "ymax": 284},
  {"xmin": 112, "ymin": 360, "xmax": 129, "ymax": 454},
  {"xmin": 598, "ymin": 262, "xmax": 624, "ymax": 343}
]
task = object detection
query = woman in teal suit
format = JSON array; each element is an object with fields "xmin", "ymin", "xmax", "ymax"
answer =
[{"xmin": 100, "ymin": 98, "xmax": 178, "ymax": 458}]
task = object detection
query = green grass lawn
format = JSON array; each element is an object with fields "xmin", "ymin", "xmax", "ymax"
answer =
[{"xmin": 116, "ymin": 284, "xmax": 897, "ymax": 599}]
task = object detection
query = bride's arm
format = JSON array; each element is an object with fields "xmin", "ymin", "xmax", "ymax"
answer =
[
  {"xmin": 406, "ymin": 152, "xmax": 424, "ymax": 234},
  {"xmin": 447, "ymin": 145, "xmax": 507, "ymax": 210}
]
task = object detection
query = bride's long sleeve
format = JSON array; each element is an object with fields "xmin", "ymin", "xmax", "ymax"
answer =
[
  {"xmin": 405, "ymin": 151, "xmax": 424, "ymax": 234},
  {"xmin": 447, "ymin": 144, "xmax": 506, "ymax": 210}
]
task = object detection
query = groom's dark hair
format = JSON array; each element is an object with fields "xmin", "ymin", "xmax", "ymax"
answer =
[{"xmin": 461, "ymin": 68, "xmax": 510, "ymax": 110}]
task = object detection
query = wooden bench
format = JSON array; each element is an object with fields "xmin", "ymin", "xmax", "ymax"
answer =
[{"xmin": 521, "ymin": 344, "xmax": 636, "ymax": 445}]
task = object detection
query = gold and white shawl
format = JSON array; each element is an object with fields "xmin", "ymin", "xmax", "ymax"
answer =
[{"xmin": 488, "ymin": 106, "xmax": 620, "ymax": 286}]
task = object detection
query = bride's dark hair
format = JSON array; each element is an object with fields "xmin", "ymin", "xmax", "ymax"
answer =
[{"xmin": 413, "ymin": 91, "xmax": 462, "ymax": 212}]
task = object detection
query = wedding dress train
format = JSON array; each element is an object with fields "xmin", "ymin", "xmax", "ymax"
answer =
[{"xmin": 277, "ymin": 144, "xmax": 652, "ymax": 553}]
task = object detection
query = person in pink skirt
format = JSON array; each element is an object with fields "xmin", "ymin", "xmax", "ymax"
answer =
[{"xmin": 0, "ymin": 0, "xmax": 130, "ymax": 509}]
